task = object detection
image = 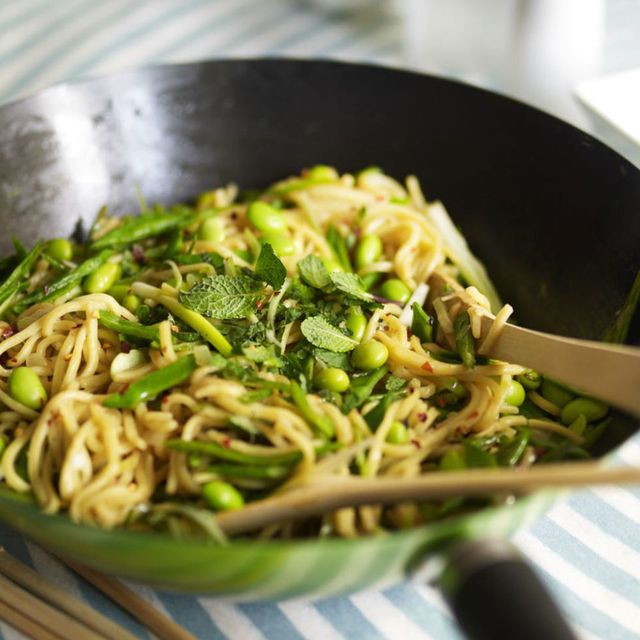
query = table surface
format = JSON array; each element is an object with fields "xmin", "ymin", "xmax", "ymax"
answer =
[{"xmin": 0, "ymin": 1, "xmax": 639, "ymax": 639}]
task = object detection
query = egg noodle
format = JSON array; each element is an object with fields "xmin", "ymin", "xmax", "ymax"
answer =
[{"xmin": 0, "ymin": 167, "xmax": 602, "ymax": 539}]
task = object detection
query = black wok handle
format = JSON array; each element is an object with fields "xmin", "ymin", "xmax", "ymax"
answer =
[{"xmin": 440, "ymin": 539, "xmax": 577, "ymax": 640}]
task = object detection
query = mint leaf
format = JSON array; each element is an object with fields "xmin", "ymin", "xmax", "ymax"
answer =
[
  {"xmin": 299, "ymin": 255, "xmax": 330, "ymax": 289},
  {"xmin": 329, "ymin": 272, "xmax": 373, "ymax": 302},
  {"xmin": 255, "ymin": 243, "xmax": 286, "ymax": 290},
  {"xmin": 300, "ymin": 315, "xmax": 358, "ymax": 352},
  {"xmin": 179, "ymin": 275, "xmax": 262, "ymax": 319},
  {"xmin": 314, "ymin": 348, "xmax": 352, "ymax": 371},
  {"xmin": 385, "ymin": 375, "xmax": 407, "ymax": 392}
]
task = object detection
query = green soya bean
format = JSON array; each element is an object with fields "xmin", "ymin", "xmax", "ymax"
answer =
[
  {"xmin": 540, "ymin": 378, "xmax": 574, "ymax": 408},
  {"xmin": 321, "ymin": 257, "xmax": 344, "ymax": 273},
  {"xmin": 45, "ymin": 238, "xmax": 73, "ymax": 262},
  {"xmin": 83, "ymin": 263, "xmax": 122, "ymax": 294},
  {"xmin": 315, "ymin": 367, "xmax": 350, "ymax": 393},
  {"xmin": 361, "ymin": 272, "xmax": 382, "ymax": 290},
  {"xmin": 123, "ymin": 294, "xmax": 140, "ymax": 314},
  {"xmin": 306, "ymin": 165, "xmax": 338, "ymax": 181},
  {"xmin": 198, "ymin": 217, "xmax": 225, "ymax": 242},
  {"xmin": 8, "ymin": 367, "xmax": 48, "ymax": 411},
  {"xmin": 261, "ymin": 232, "xmax": 294, "ymax": 256},
  {"xmin": 517, "ymin": 369, "xmax": 542, "ymax": 390},
  {"xmin": 107, "ymin": 284, "xmax": 129, "ymax": 303},
  {"xmin": 346, "ymin": 307, "xmax": 367, "ymax": 342},
  {"xmin": 380, "ymin": 278, "xmax": 411, "ymax": 304},
  {"xmin": 247, "ymin": 201, "xmax": 286, "ymax": 233},
  {"xmin": 386, "ymin": 421, "xmax": 409, "ymax": 444},
  {"xmin": 561, "ymin": 397, "xmax": 608, "ymax": 426},
  {"xmin": 351, "ymin": 340, "xmax": 389, "ymax": 370},
  {"xmin": 354, "ymin": 234, "xmax": 383, "ymax": 270},
  {"xmin": 504, "ymin": 380, "xmax": 526, "ymax": 406},
  {"xmin": 201, "ymin": 480, "xmax": 245, "ymax": 511}
]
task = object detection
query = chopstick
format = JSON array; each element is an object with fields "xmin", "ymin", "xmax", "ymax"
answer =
[
  {"xmin": 61, "ymin": 559, "xmax": 197, "ymax": 640},
  {"xmin": 0, "ymin": 599, "xmax": 61, "ymax": 640},
  {"xmin": 215, "ymin": 461, "xmax": 640, "ymax": 535},
  {"xmin": 0, "ymin": 572, "xmax": 104, "ymax": 639},
  {"xmin": 0, "ymin": 549, "xmax": 136, "ymax": 640}
]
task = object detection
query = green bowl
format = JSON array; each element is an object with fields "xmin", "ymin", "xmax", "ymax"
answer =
[{"xmin": 0, "ymin": 486, "xmax": 556, "ymax": 598}]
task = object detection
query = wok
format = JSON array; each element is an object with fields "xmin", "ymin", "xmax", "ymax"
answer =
[{"xmin": 0, "ymin": 59, "xmax": 638, "ymax": 636}]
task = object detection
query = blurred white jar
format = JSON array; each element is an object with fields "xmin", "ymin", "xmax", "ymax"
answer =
[{"xmin": 397, "ymin": 0, "xmax": 604, "ymax": 129}]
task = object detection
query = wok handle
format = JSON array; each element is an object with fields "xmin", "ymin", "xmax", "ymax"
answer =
[{"xmin": 441, "ymin": 539, "xmax": 577, "ymax": 640}]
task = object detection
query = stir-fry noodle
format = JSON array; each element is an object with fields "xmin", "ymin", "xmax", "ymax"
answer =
[{"xmin": 0, "ymin": 167, "xmax": 608, "ymax": 539}]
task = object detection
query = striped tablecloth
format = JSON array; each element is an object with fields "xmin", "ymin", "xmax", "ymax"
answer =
[{"xmin": 0, "ymin": 2, "xmax": 639, "ymax": 639}]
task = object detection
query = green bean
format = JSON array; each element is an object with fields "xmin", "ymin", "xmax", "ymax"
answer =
[
  {"xmin": 354, "ymin": 234, "xmax": 383, "ymax": 270},
  {"xmin": 290, "ymin": 381, "xmax": 335, "ymax": 438},
  {"xmin": 411, "ymin": 303, "xmax": 434, "ymax": 343},
  {"xmin": 7, "ymin": 367, "xmax": 48, "ymax": 411},
  {"xmin": 561, "ymin": 397, "xmax": 608, "ymax": 426},
  {"xmin": 351, "ymin": 340, "xmax": 389, "ymax": 370},
  {"xmin": 326, "ymin": 224, "xmax": 352, "ymax": 272},
  {"xmin": 201, "ymin": 480, "xmax": 244, "ymax": 511},
  {"xmin": 107, "ymin": 284, "xmax": 129, "ymax": 302},
  {"xmin": 92, "ymin": 209, "xmax": 198, "ymax": 249},
  {"xmin": 98, "ymin": 311, "xmax": 158, "ymax": 341},
  {"xmin": 12, "ymin": 250, "xmax": 112, "ymax": 314},
  {"xmin": 321, "ymin": 257, "xmax": 344, "ymax": 273},
  {"xmin": 453, "ymin": 310, "xmax": 475, "ymax": 369},
  {"xmin": 261, "ymin": 232, "xmax": 294, "ymax": 256},
  {"xmin": 517, "ymin": 369, "xmax": 542, "ymax": 390},
  {"xmin": 83, "ymin": 263, "xmax": 122, "ymax": 294},
  {"xmin": 103, "ymin": 354, "xmax": 197, "ymax": 409},
  {"xmin": 315, "ymin": 367, "xmax": 350, "ymax": 393},
  {"xmin": 497, "ymin": 427, "xmax": 530, "ymax": 466},
  {"xmin": 45, "ymin": 238, "xmax": 73, "ymax": 262},
  {"xmin": 342, "ymin": 365, "xmax": 389, "ymax": 412},
  {"xmin": 346, "ymin": 307, "xmax": 367, "ymax": 342},
  {"xmin": 247, "ymin": 202, "xmax": 286, "ymax": 233},
  {"xmin": 0, "ymin": 243, "xmax": 42, "ymax": 307},
  {"xmin": 380, "ymin": 279, "xmax": 411, "ymax": 304},
  {"xmin": 541, "ymin": 378, "xmax": 574, "ymax": 408},
  {"xmin": 207, "ymin": 463, "xmax": 291, "ymax": 481},
  {"xmin": 386, "ymin": 421, "xmax": 409, "ymax": 444},
  {"xmin": 361, "ymin": 273, "xmax": 382, "ymax": 290},
  {"xmin": 504, "ymin": 380, "xmax": 525, "ymax": 406}
]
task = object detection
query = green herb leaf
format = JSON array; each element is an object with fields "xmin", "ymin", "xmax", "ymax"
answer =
[
  {"xmin": 329, "ymin": 272, "xmax": 373, "ymax": 302},
  {"xmin": 385, "ymin": 375, "xmax": 407, "ymax": 392},
  {"xmin": 255, "ymin": 243, "xmax": 286, "ymax": 290},
  {"xmin": 411, "ymin": 302, "xmax": 433, "ymax": 343},
  {"xmin": 298, "ymin": 255, "xmax": 330, "ymax": 289},
  {"xmin": 326, "ymin": 224, "xmax": 352, "ymax": 271},
  {"xmin": 178, "ymin": 275, "xmax": 263, "ymax": 319},
  {"xmin": 342, "ymin": 365, "xmax": 389, "ymax": 413},
  {"xmin": 314, "ymin": 348, "xmax": 352, "ymax": 371},
  {"xmin": 300, "ymin": 315, "xmax": 358, "ymax": 352}
]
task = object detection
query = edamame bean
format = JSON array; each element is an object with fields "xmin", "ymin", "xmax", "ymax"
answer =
[
  {"xmin": 315, "ymin": 367, "xmax": 350, "ymax": 393},
  {"xmin": 504, "ymin": 380, "xmax": 526, "ymax": 406},
  {"xmin": 261, "ymin": 232, "xmax": 294, "ymax": 256},
  {"xmin": 198, "ymin": 217, "xmax": 225, "ymax": 242},
  {"xmin": 354, "ymin": 234, "xmax": 383, "ymax": 270},
  {"xmin": 321, "ymin": 257, "xmax": 344, "ymax": 273},
  {"xmin": 386, "ymin": 421, "xmax": 409, "ymax": 444},
  {"xmin": 8, "ymin": 367, "xmax": 48, "ymax": 411},
  {"xmin": 107, "ymin": 284, "xmax": 129, "ymax": 303},
  {"xmin": 247, "ymin": 201, "xmax": 286, "ymax": 233},
  {"xmin": 351, "ymin": 340, "xmax": 389, "ymax": 370},
  {"xmin": 306, "ymin": 165, "xmax": 338, "ymax": 181},
  {"xmin": 123, "ymin": 294, "xmax": 140, "ymax": 314},
  {"xmin": 346, "ymin": 308, "xmax": 367, "ymax": 342},
  {"xmin": 202, "ymin": 480, "xmax": 245, "ymax": 511},
  {"xmin": 83, "ymin": 263, "xmax": 122, "ymax": 294},
  {"xmin": 517, "ymin": 369, "xmax": 542, "ymax": 390},
  {"xmin": 561, "ymin": 397, "xmax": 608, "ymax": 426},
  {"xmin": 45, "ymin": 238, "xmax": 73, "ymax": 262},
  {"xmin": 380, "ymin": 278, "xmax": 411, "ymax": 304},
  {"xmin": 541, "ymin": 378, "xmax": 574, "ymax": 408}
]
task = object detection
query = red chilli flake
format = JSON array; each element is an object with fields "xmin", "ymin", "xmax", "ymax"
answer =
[
  {"xmin": 467, "ymin": 411, "xmax": 479, "ymax": 420},
  {"xmin": 43, "ymin": 284, "xmax": 50, "ymax": 295},
  {"xmin": 436, "ymin": 396, "xmax": 446, "ymax": 408},
  {"xmin": 1, "ymin": 325, "xmax": 14, "ymax": 338},
  {"xmin": 421, "ymin": 361, "xmax": 433, "ymax": 373},
  {"xmin": 131, "ymin": 244, "xmax": 145, "ymax": 264},
  {"xmin": 417, "ymin": 412, "xmax": 427, "ymax": 422},
  {"xmin": 121, "ymin": 341, "xmax": 131, "ymax": 354},
  {"xmin": 411, "ymin": 439, "xmax": 421, "ymax": 449},
  {"xmin": 256, "ymin": 300, "xmax": 264, "ymax": 310},
  {"xmin": 222, "ymin": 437, "xmax": 232, "ymax": 449}
]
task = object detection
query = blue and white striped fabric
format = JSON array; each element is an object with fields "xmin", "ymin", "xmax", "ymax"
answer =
[{"xmin": 0, "ymin": 2, "xmax": 638, "ymax": 639}]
